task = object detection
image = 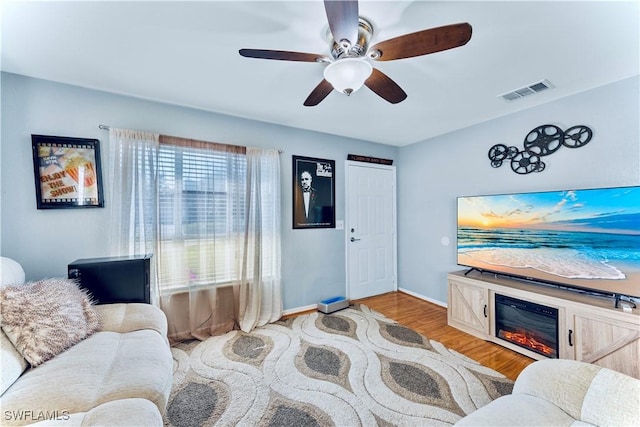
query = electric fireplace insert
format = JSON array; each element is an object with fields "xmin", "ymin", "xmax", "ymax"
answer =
[{"xmin": 494, "ymin": 294, "xmax": 559, "ymax": 358}]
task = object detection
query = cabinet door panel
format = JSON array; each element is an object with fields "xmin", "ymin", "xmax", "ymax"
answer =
[
  {"xmin": 573, "ymin": 313, "xmax": 640, "ymax": 379},
  {"xmin": 448, "ymin": 279, "xmax": 489, "ymax": 336}
]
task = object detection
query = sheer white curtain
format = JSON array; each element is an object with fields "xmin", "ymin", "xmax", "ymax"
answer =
[
  {"xmin": 108, "ymin": 129, "xmax": 281, "ymax": 341},
  {"xmin": 238, "ymin": 147, "xmax": 282, "ymax": 331},
  {"xmin": 107, "ymin": 128, "xmax": 160, "ymax": 303}
]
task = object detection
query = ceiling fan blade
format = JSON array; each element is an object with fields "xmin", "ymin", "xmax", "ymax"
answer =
[
  {"xmin": 369, "ymin": 23, "xmax": 472, "ymax": 61},
  {"xmin": 365, "ymin": 68, "xmax": 407, "ymax": 104},
  {"xmin": 304, "ymin": 79, "xmax": 334, "ymax": 106},
  {"xmin": 239, "ymin": 49, "xmax": 328, "ymax": 62},
  {"xmin": 324, "ymin": 0, "xmax": 359, "ymax": 45}
]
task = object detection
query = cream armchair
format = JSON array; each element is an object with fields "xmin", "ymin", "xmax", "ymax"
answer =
[{"xmin": 456, "ymin": 358, "xmax": 640, "ymax": 426}]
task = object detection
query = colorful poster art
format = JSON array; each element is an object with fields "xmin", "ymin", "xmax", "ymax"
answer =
[{"xmin": 31, "ymin": 135, "xmax": 104, "ymax": 209}]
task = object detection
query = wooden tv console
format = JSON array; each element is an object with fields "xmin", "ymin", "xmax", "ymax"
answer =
[{"xmin": 447, "ymin": 270, "xmax": 640, "ymax": 379}]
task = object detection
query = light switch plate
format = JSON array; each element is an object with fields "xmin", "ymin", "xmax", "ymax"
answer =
[{"xmin": 336, "ymin": 220, "xmax": 344, "ymax": 230}]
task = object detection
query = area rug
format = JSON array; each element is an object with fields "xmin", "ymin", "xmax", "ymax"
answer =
[{"xmin": 165, "ymin": 304, "xmax": 513, "ymax": 427}]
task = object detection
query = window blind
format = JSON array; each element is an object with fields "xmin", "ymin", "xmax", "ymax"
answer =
[{"xmin": 156, "ymin": 142, "xmax": 247, "ymax": 292}]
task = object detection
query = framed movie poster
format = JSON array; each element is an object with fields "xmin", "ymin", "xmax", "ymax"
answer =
[
  {"xmin": 292, "ymin": 155, "xmax": 335, "ymax": 229},
  {"xmin": 31, "ymin": 134, "xmax": 105, "ymax": 209}
]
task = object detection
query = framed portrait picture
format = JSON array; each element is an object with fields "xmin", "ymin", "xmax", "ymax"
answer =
[
  {"xmin": 31, "ymin": 134, "xmax": 105, "ymax": 209},
  {"xmin": 292, "ymin": 155, "xmax": 335, "ymax": 229}
]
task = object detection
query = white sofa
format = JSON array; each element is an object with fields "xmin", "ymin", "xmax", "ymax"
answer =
[
  {"xmin": 0, "ymin": 257, "xmax": 173, "ymax": 426},
  {"xmin": 456, "ymin": 358, "xmax": 640, "ymax": 426}
]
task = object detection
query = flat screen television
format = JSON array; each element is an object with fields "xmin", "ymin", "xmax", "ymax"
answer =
[{"xmin": 457, "ymin": 186, "xmax": 640, "ymax": 299}]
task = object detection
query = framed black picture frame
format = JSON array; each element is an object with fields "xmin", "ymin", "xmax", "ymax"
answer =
[
  {"xmin": 31, "ymin": 134, "xmax": 105, "ymax": 209},
  {"xmin": 292, "ymin": 155, "xmax": 335, "ymax": 229}
]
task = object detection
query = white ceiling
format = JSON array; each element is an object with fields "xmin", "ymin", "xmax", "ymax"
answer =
[{"xmin": 2, "ymin": 1, "xmax": 638, "ymax": 146}]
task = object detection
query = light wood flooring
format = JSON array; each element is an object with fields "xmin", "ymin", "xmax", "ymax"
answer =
[{"xmin": 289, "ymin": 291, "xmax": 535, "ymax": 381}]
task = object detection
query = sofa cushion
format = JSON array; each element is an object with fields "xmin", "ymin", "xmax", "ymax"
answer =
[
  {"xmin": 96, "ymin": 303, "xmax": 168, "ymax": 340},
  {"xmin": 21, "ymin": 398, "xmax": 162, "ymax": 426},
  {"xmin": 81, "ymin": 398, "xmax": 164, "ymax": 426},
  {"xmin": 580, "ymin": 366, "xmax": 640, "ymax": 426},
  {"xmin": 454, "ymin": 393, "xmax": 579, "ymax": 426},
  {"xmin": 0, "ymin": 330, "xmax": 28, "ymax": 395},
  {"xmin": 0, "ymin": 330, "xmax": 173, "ymax": 426},
  {"xmin": 25, "ymin": 398, "xmax": 163, "ymax": 427},
  {"xmin": 0, "ymin": 278, "xmax": 101, "ymax": 366},
  {"xmin": 511, "ymin": 358, "xmax": 601, "ymax": 420},
  {"xmin": 0, "ymin": 257, "xmax": 25, "ymax": 286}
]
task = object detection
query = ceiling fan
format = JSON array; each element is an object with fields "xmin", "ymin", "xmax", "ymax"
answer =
[{"xmin": 239, "ymin": 0, "xmax": 472, "ymax": 106}]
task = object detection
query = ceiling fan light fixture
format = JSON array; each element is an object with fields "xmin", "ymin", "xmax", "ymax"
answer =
[{"xmin": 323, "ymin": 58, "xmax": 373, "ymax": 96}]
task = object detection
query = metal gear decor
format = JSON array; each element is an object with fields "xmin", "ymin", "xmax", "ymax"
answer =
[{"xmin": 488, "ymin": 124, "xmax": 593, "ymax": 174}]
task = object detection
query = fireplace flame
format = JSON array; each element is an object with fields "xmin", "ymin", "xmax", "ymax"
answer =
[{"xmin": 498, "ymin": 329, "xmax": 556, "ymax": 357}]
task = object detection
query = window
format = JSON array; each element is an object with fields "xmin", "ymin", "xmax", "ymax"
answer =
[{"xmin": 157, "ymin": 143, "xmax": 247, "ymax": 292}]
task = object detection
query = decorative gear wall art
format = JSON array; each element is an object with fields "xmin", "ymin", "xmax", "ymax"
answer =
[{"xmin": 488, "ymin": 124, "xmax": 592, "ymax": 174}]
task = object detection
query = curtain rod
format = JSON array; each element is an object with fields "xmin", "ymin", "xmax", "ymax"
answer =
[{"xmin": 98, "ymin": 125, "xmax": 283, "ymax": 153}]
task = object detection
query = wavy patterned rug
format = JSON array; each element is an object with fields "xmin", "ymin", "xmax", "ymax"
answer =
[{"xmin": 165, "ymin": 304, "xmax": 513, "ymax": 427}]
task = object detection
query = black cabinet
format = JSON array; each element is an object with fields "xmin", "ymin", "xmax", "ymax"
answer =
[{"xmin": 68, "ymin": 255, "xmax": 151, "ymax": 304}]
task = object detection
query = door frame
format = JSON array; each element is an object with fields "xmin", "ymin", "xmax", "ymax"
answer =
[{"xmin": 344, "ymin": 160, "xmax": 398, "ymax": 299}]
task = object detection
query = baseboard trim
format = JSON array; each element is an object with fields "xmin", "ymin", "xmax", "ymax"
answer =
[
  {"xmin": 282, "ymin": 303, "xmax": 317, "ymax": 317},
  {"xmin": 283, "ymin": 289, "xmax": 447, "ymax": 316},
  {"xmin": 398, "ymin": 287, "xmax": 447, "ymax": 308}
]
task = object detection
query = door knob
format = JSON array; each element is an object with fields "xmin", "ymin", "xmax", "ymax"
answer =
[{"xmin": 350, "ymin": 237, "xmax": 361, "ymax": 242}]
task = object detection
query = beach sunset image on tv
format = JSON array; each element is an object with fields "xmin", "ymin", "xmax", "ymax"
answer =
[{"xmin": 457, "ymin": 186, "xmax": 640, "ymax": 297}]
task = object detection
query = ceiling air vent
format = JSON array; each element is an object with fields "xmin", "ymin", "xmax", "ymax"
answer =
[{"xmin": 499, "ymin": 79, "xmax": 554, "ymax": 101}]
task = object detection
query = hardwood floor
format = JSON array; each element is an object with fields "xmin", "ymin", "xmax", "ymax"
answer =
[
  {"xmin": 286, "ymin": 290, "xmax": 534, "ymax": 381},
  {"xmin": 352, "ymin": 291, "xmax": 534, "ymax": 381}
]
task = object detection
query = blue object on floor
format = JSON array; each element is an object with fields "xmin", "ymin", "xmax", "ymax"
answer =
[{"xmin": 317, "ymin": 296, "xmax": 349, "ymax": 314}]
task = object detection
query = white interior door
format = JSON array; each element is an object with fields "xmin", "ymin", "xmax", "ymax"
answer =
[{"xmin": 345, "ymin": 161, "xmax": 397, "ymax": 300}]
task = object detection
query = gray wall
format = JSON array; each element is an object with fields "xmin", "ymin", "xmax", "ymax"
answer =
[
  {"xmin": 0, "ymin": 72, "xmax": 398, "ymax": 311},
  {"xmin": 397, "ymin": 76, "xmax": 640, "ymax": 304},
  {"xmin": 2, "ymin": 73, "xmax": 638, "ymax": 310}
]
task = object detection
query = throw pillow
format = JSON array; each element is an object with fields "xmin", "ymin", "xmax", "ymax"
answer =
[{"xmin": 0, "ymin": 278, "xmax": 101, "ymax": 366}]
